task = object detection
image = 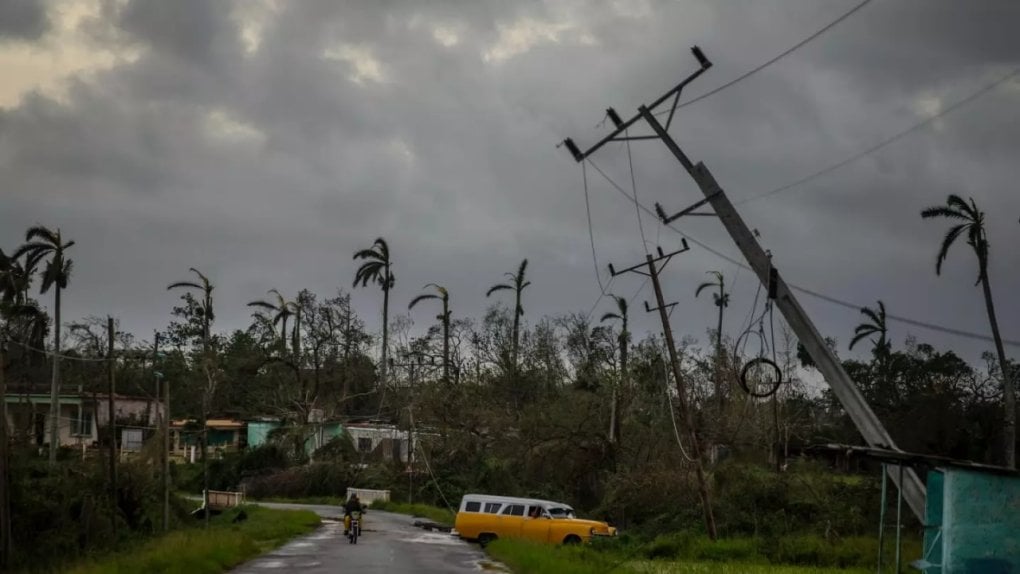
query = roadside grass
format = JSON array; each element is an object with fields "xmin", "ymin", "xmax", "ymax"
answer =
[
  {"xmin": 64, "ymin": 505, "xmax": 320, "ymax": 574},
  {"xmin": 487, "ymin": 535, "xmax": 917, "ymax": 574},
  {"xmin": 369, "ymin": 500, "xmax": 455, "ymax": 525}
]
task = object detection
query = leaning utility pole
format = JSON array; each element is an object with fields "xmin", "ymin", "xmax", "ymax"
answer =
[
  {"xmin": 561, "ymin": 46, "xmax": 926, "ymax": 520},
  {"xmin": 609, "ymin": 244, "xmax": 717, "ymax": 540},
  {"xmin": 107, "ymin": 317, "xmax": 118, "ymax": 537}
]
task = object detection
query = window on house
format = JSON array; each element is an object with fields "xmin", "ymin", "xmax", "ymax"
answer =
[
  {"xmin": 357, "ymin": 437, "xmax": 373, "ymax": 453},
  {"xmin": 77, "ymin": 410, "xmax": 93, "ymax": 436},
  {"xmin": 465, "ymin": 501, "xmax": 482, "ymax": 512}
]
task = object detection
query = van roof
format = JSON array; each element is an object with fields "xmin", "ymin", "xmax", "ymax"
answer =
[{"xmin": 460, "ymin": 493, "xmax": 574, "ymax": 508}]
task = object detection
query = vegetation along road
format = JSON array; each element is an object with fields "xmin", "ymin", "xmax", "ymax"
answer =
[{"xmin": 230, "ymin": 502, "xmax": 499, "ymax": 573}]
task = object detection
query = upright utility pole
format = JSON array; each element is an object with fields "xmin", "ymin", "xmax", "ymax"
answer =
[
  {"xmin": 107, "ymin": 316, "xmax": 118, "ymax": 537},
  {"xmin": 561, "ymin": 46, "xmax": 926, "ymax": 520},
  {"xmin": 154, "ymin": 333, "xmax": 169, "ymax": 531},
  {"xmin": 0, "ymin": 339, "xmax": 12, "ymax": 569},
  {"xmin": 608, "ymin": 245, "xmax": 717, "ymax": 540}
]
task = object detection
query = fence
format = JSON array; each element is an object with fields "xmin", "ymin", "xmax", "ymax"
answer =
[
  {"xmin": 346, "ymin": 487, "xmax": 390, "ymax": 505},
  {"xmin": 205, "ymin": 489, "xmax": 246, "ymax": 510}
]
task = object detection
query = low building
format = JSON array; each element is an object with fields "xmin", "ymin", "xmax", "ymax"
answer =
[
  {"xmin": 3, "ymin": 392, "xmax": 164, "ymax": 451},
  {"xmin": 170, "ymin": 418, "xmax": 246, "ymax": 459}
]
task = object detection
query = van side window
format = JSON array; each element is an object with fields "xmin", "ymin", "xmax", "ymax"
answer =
[
  {"xmin": 501, "ymin": 504, "xmax": 525, "ymax": 516},
  {"xmin": 465, "ymin": 501, "xmax": 481, "ymax": 512},
  {"xmin": 484, "ymin": 502, "xmax": 502, "ymax": 514}
]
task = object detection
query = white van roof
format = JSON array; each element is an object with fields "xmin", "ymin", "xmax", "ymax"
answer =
[{"xmin": 460, "ymin": 493, "xmax": 574, "ymax": 509}]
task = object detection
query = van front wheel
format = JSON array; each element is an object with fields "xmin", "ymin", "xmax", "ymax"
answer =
[
  {"xmin": 563, "ymin": 535, "xmax": 582, "ymax": 545},
  {"xmin": 478, "ymin": 533, "xmax": 497, "ymax": 548}
]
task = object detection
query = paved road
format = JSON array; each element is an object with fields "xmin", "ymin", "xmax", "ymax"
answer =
[{"xmin": 230, "ymin": 501, "xmax": 505, "ymax": 573}]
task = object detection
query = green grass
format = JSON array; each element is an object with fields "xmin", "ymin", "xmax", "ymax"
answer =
[
  {"xmin": 369, "ymin": 500, "xmax": 455, "ymax": 525},
  {"xmin": 64, "ymin": 506, "xmax": 320, "ymax": 574},
  {"xmin": 629, "ymin": 561, "xmax": 869, "ymax": 573},
  {"xmin": 487, "ymin": 537, "xmax": 911, "ymax": 574}
]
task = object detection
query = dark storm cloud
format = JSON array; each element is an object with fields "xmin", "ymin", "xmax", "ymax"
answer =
[
  {"xmin": 0, "ymin": 0, "xmax": 1017, "ymax": 365},
  {"xmin": 0, "ymin": 0, "xmax": 47, "ymax": 40}
]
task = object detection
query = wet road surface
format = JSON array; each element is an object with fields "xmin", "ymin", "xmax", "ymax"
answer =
[{"xmin": 230, "ymin": 501, "xmax": 506, "ymax": 573}]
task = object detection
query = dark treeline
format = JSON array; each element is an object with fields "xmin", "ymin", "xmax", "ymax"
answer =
[{"xmin": 1, "ymin": 228, "xmax": 1018, "ymax": 569}]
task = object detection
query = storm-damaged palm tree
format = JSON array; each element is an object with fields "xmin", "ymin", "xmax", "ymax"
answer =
[
  {"xmin": 922, "ymin": 195, "xmax": 1014, "ymax": 468},
  {"xmin": 353, "ymin": 238, "xmax": 394, "ymax": 390},
  {"xmin": 167, "ymin": 268, "xmax": 216, "ymax": 524},
  {"xmin": 13, "ymin": 226, "xmax": 74, "ymax": 466},
  {"xmin": 696, "ymin": 271, "xmax": 729, "ymax": 408},
  {"xmin": 849, "ymin": 300, "xmax": 889, "ymax": 357},
  {"xmin": 486, "ymin": 259, "xmax": 530, "ymax": 376},
  {"xmin": 409, "ymin": 284, "xmax": 451, "ymax": 383},
  {"xmin": 248, "ymin": 289, "xmax": 298, "ymax": 355},
  {"xmin": 600, "ymin": 295, "xmax": 629, "ymax": 444}
]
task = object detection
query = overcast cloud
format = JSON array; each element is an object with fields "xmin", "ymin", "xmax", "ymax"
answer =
[{"xmin": 1, "ymin": 0, "xmax": 1018, "ymax": 366}]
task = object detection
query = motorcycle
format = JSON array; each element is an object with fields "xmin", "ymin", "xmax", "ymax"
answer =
[{"xmin": 345, "ymin": 511, "xmax": 362, "ymax": 544}]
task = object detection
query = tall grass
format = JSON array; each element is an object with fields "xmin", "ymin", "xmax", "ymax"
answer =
[
  {"xmin": 64, "ymin": 506, "xmax": 320, "ymax": 574},
  {"xmin": 487, "ymin": 539, "xmax": 874, "ymax": 574}
]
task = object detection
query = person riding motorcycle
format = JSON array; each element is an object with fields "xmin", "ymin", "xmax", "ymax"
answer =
[{"xmin": 343, "ymin": 494, "xmax": 365, "ymax": 536}]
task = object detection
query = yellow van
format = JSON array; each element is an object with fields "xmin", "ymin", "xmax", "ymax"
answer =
[{"xmin": 453, "ymin": 494, "xmax": 617, "ymax": 546}]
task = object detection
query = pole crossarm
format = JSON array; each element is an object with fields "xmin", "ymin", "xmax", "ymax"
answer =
[
  {"xmin": 643, "ymin": 300, "xmax": 678, "ymax": 314},
  {"xmin": 608, "ymin": 243, "xmax": 689, "ymax": 278},
  {"xmin": 561, "ymin": 46, "xmax": 711, "ymax": 162}
]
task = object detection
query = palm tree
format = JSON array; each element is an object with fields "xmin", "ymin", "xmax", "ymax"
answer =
[
  {"xmin": 409, "ymin": 284, "xmax": 451, "ymax": 383},
  {"xmin": 486, "ymin": 259, "xmax": 530, "ymax": 375},
  {"xmin": 353, "ymin": 238, "xmax": 394, "ymax": 390},
  {"xmin": 695, "ymin": 271, "xmax": 729, "ymax": 353},
  {"xmin": 849, "ymin": 300, "xmax": 889, "ymax": 357},
  {"xmin": 167, "ymin": 268, "xmax": 215, "ymax": 525},
  {"xmin": 167, "ymin": 268, "xmax": 214, "ymax": 352},
  {"xmin": 696, "ymin": 271, "xmax": 729, "ymax": 409},
  {"xmin": 248, "ymin": 289, "xmax": 296, "ymax": 354},
  {"xmin": 0, "ymin": 248, "xmax": 36, "ymax": 306},
  {"xmin": 922, "ymin": 195, "xmax": 1015, "ymax": 468},
  {"xmin": 600, "ymin": 295, "xmax": 629, "ymax": 444},
  {"xmin": 13, "ymin": 226, "xmax": 74, "ymax": 466}
]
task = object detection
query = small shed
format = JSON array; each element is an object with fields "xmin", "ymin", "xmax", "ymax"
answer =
[
  {"xmin": 810, "ymin": 444, "xmax": 1020, "ymax": 573},
  {"xmin": 920, "ymin": 467, "xmax": 1020, "ymax": 573}
]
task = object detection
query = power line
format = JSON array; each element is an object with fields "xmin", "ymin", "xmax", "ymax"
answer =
[
  {"xmin": 581, "ymin": 161, "xmax": 609, "ymax": 293},
  {"xmin": 584, "ymin": 157, "xmax": 1020, "ymax": 349},
  {"xmin": 736, "ymin": 66, "xmax": 1020, "ymax": 206},
  {"xmin": 654, "ymin": 0, "xmax": 873, "ymax": 115}
]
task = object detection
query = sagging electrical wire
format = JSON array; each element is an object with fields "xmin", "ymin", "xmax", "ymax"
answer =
[{"xmin": 736, "ymin": 262, "xmax": 784, "ymax": 398}]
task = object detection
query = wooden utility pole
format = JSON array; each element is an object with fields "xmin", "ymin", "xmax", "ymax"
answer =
[
  {"xmin": 609, "ymin": 245, "xmax": 718, "ymax": 540},
  {"xmin": 0, "ymin": 340, "xmax": 12, "ymax": 569},
  {"xmin": 106, "ymin": 316, "xmax": 118, "ymax": 537},
  {"xmin": 154, "ymin": 333, "xmax": 169, "ymax": 531},
  {"xmin": 561, "ymin": 45, "xmax": 925, "ymax": 520}
]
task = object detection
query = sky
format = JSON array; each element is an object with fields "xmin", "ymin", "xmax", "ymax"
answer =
[{"xmin": 1, "ymin": 0, "xmax": 1018, "ymax": 367}]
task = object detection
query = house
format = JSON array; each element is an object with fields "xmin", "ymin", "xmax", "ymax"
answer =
[
  {"xmin": 246, "ymin": 417, "xmax": 345, "ymax": 457},
  {"xmin": 244, "ymin": 418, "xmax": 417, "ymax": 463},
  {"xmin": 3, "ymin": 391, "xmax": 164, "ymax": 452},
  {"xmin": 345, "ymin": 422, "xmax": 413, "ymax": 464},
  {"xmin": 170, "ymin": 418, "xmax": 246, "ymax": 459}
]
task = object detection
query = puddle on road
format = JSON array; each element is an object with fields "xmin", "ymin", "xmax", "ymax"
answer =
[
  {"xmin": 401, "ymin": 532, "xmax": 464, "ymax": 546},
  {"xmin": 475, "ymin": 559, "xmax": 511, "ymax": 572},
  {"xmin": 252, "ymin": 559, "xmax": 288, "ymax": 569}
]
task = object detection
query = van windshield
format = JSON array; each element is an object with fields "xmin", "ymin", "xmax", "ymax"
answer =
[{"xmin": 547, "ymin": 507, "xmax": 575, "ymax": 518}]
